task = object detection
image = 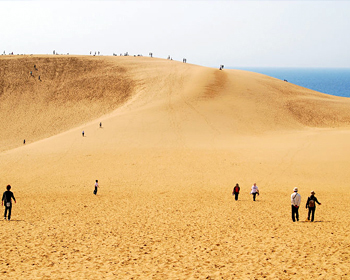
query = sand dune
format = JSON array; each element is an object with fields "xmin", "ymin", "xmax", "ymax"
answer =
[
  {"xmin": 1, "ymin": 55, "xmax": 350, "ymax": 279},
  {"xmin": 0, "ymin": 56, "xmax": 134, "ymax": 151}
]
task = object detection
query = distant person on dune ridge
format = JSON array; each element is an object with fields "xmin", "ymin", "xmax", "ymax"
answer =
[
  {"xmin": 306, "ymin": 191, "xmax": 321, "ymax": 222},
  {"xmin": 82, "ymin": 131, "xmax": 85, "ymax": 137},
  {"xmin": 232, "ymin": 183, "xmax": 240, "ymax": 201},
  {"xmin": 2, "ymin": 185, "xmax": 16, "ymax": 221},
  {"xmin": 291, "ymin": 187, "xmax": 301, "ymax": 222},
  {"xmin": 250, "ymin": 183, "xmax": 259, "ymax": 201},
  {"xmin": 93, "ymin": 180, "xmax": 99, "ymax": 195}
]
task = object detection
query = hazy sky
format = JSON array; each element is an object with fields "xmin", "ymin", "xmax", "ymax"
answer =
[{"xmin": 1, "ymin": 1, "xmax": 350, "ymax": 68}]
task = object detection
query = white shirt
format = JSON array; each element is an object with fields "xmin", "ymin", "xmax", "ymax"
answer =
[
  {"xmin": 251, "ymin": 185, "xmax": 259, "ymax": 194},
  {"xmin": 291, "ymin": 192, "xmax": 301, "ymax": 206}
]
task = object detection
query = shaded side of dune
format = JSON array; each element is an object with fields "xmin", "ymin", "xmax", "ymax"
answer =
[{"xmin": 0, "ymin": 56, "xmax": 135, "ymax": 151}]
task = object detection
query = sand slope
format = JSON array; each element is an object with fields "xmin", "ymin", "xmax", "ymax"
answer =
[
  {"xmin": 1, "ymin": 55, "xmax": 350, "ymax": 279},
  {"xmin": 0, "ymin": 56, "xmax": 134, "ymax": 151}
]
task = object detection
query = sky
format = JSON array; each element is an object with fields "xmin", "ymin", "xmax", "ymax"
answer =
[{"xmin": 1, "ymin": 0, "xmax": 350, "ymax": 68}]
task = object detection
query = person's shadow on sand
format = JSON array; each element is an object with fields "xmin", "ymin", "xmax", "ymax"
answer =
[{"xmin": 299, "ymin": 220, "xmax": 328, "ymax": 223}]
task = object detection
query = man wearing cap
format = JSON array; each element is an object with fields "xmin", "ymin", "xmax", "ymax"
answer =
[
  {"xmin": 306, "ymin": 191, "xmax": 321, "ymax": 222},
  {"xmin": 291, "ymin": 187, "xmax": 301, "ymax": 222}
]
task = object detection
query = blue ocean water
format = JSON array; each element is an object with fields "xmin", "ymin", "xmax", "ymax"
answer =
[{"xmin": 232, "ymin": 67, "xmax": 350, "ymax": 98}]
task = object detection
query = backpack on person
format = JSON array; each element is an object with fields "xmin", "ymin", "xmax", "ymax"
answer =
[
  {"xmin": 309, "ymin": 199, "xmax": 315, "ymax": 208},
  {"xmin": 234, "ymin": 186, "xmax": 239, "ymax": 193}
]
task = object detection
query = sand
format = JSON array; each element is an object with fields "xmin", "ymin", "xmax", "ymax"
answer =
[{"xmin": 1, "ymin": 55, "xmax": 350, "ymax": 279}]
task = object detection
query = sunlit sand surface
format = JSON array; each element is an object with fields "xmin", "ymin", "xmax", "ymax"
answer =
[{"xmin": 1, "ymin": 55, "xmax": 350, "ymax": 279}]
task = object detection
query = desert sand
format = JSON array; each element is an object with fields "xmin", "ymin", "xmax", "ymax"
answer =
[{"xmin": 1, "ymin": 55, "xmax": 350, "ymax": 279}]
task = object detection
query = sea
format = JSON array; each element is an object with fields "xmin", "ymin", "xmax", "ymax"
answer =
[{"xmin": 231, "ymin": 67, "xmax": 350, "ymax": 98}]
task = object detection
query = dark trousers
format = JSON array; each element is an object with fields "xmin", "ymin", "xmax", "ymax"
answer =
[
  {"xmin": 308, "ymin": 207, "xmax": 316, "ymax": 222},
  {"xmin": 252, "ymin": 193, "xmax": 257, "ymax": 201},
  {"xmin": 234, "ymin": 193, "xmax": 239, "ymax": 201},
  {"xmin": 94, "ymin": 187, "xmax": 98, "ymax": 195},
  {"xmin": 4, "ymin": 205, "xmax": 12, "ymax": 220},
  {"xmin": 291, "ymin": 205, "xmax": 299, "ymax": 222}
]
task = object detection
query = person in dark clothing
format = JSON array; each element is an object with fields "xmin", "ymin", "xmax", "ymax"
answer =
[
  {"xmin": 306, "ymin": 191, "xmax": 321, "ymax": 222},
  {"xmin": 93, "ymin": 180, "xmax": 99, "ymax": 195},
  {"xmin": 232, "ymin": 183, "xmax": 240, "ymax": 201},
  {"xmin": 2, "ymin": 185, "xmax": 16, "ymax": 221}
]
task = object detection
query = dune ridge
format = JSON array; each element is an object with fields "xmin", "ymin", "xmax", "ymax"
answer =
[
  {"xmin": 1, "ymin": 55, "xmax": 350, "ymax": 279},
  {"xmin": 2, "ymin": 56, "xmax": 350, "ymax": 152}
]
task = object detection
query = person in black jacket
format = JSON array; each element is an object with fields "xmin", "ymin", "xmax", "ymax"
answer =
[
  {"xmin": 306, "ymin": 191, "xmax": 321, "ymax": 222},
  {"xmin": 2, "ymin": 185, "xmax": 16, "ymax": 221}
]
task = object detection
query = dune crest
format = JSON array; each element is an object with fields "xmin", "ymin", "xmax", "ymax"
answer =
[{"xmin": 2, "ymin": 55, "xmax": 350, "ymax": 151}]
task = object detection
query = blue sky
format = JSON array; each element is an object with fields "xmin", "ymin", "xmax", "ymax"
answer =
[{"xmin": 1, "ymin": 1, "xmax": 350, "ymax": 68}]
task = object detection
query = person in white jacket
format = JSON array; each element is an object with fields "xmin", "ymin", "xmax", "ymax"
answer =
[
  {"xmin": 291, "ymin": 187, "xmax": 301, "ymax": 222},
  {"xmin": 251, "ymin": 183, "xmax": 259, "ymax": 201}
]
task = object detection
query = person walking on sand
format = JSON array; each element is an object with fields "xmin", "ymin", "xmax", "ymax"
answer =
[
  {"xmin": 250, "ymin": 183, "xmax": 259, "ymax": 201},
  {"xmin": 232, "ymin": 183, "xmax": 240, "ymax": 201},
  {"xmin": 306, "ymin": 191, "xmax": 321, "ymax": 222},
  {"xmin": 93, "ymin": 180, "xmax": 99, "ymax": 195},
  {"xmin": 291, "ymin": 187, "xmax": 301, "ymax": 222},
  {"xmin": 2, "ymin": 185, "xmax": 16, "ymax": 221},
  {"xmin": 82, "ymin": 131, "xmax": 85, "ymax": 137}
]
